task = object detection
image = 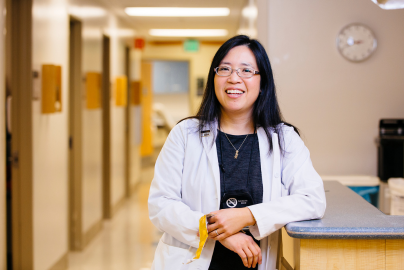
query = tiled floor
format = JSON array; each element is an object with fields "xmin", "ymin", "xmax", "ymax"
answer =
[{"xmin": 68, "ymin": 166, "xmax": 162, "ymax": 270}]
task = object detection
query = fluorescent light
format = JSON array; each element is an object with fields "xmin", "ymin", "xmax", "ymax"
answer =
[
  {"xmin": 149, "ymin": 29, "xmax": 228, "ymax": 37},
  {"xmin": 371, "ymin": 0, "xmax": 404, "ymax": 9},
  {"xmin": 242, "ymin": 6, "xmax": 258, "ymax": 19},
  {"xmin": 125, "ymin": 7, "xmax": 230, "ymax": 17}
]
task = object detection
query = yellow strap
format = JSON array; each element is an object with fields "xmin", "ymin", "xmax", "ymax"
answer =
[{"xmin": 193, "ymin": 215, "xmax": 208, "ymax": 260}]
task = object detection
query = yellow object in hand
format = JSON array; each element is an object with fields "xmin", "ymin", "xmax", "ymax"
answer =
[
  {"xmin": 186, "ymin": 215, "xmax": 209, "ymax": 264},
  {"xmin": 194, "ymin": 215, "xmax": 209, "ymax": 259}
]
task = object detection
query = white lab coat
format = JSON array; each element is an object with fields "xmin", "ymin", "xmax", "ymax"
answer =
[{"xmin": 148, "ymin": 119, "xmax": 326, "ymax": 270}]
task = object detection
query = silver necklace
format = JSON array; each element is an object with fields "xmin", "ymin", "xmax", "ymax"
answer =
[{"xmin": 222, "ymin": 131, "xmax": 249, "ymax": 159}]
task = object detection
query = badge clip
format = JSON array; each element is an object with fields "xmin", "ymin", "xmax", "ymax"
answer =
[{"xmin": 201, "ymin": 130, "xmax": 210, "ymax": 137}]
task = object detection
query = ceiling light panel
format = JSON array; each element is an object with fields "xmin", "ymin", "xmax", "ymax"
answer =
[
  {"xmin": 149, "ymin": 29, "xmax": 228, "ymax": 37},
  {"xmin": 371, "ymin": 0, "xmax": 404, "ymax": 9},
  {"xmin": 125, "ymin": 7, "xmax": 230, "ymax": 17}
]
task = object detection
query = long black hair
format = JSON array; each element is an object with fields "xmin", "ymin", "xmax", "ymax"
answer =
[{"xmin": 183, "ymin": 35, "xmax": 298, "ymax": 154}]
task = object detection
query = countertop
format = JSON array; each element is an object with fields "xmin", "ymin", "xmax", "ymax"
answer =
[{"xmin": 285, "ymin": 181, "xmax": 404, "ymax": 239}]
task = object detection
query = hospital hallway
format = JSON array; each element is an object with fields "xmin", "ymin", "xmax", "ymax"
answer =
[
  {"xmin": 67, "ymin": 165, "xmax": 159, "ymax": 270},
  {"xmin": 2, "ymin": 0, "xmax": 404, "ymax": 269}
]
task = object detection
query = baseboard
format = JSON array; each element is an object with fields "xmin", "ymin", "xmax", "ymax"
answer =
[
  {"xmin": 112, "ymin": 195, "xmax": 126, "ymax": 217},
  {"xmin": 48, "ymin": 252, "xmax": 68, "ymax": 270},
  {"xmin": 83, "ymin": 219, "xmax": 103, "ymax": 249}
]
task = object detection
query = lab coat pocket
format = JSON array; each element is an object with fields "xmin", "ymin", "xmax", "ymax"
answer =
[{"xmin": 152, "ymin": 239, "xmax": 192, "ymax": 270}]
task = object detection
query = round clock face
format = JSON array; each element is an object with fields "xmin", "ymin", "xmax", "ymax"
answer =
[{"xmin": 336, "ymin": 23, "xmax": 377, "ymax": 62}]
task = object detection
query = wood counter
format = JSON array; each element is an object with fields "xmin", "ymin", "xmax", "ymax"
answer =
[{"xmin": 281, "ymin": 181, "xmax": 404, "ymax": 270}]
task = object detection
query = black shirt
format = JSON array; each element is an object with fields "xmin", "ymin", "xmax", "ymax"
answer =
[{"xmin": 208, "ymin": 130, "xmax": 263, "ymax": 270}]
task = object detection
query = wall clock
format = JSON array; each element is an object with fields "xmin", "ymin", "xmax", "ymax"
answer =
[{"xmin": 336, "ymin": 23, "xmax": 377, "ymax": 62}]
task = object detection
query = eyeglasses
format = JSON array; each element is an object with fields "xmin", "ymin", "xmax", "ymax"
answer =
[{"xmin": 214, "ymin": 66, "xmax": 260, "ymax": 78}]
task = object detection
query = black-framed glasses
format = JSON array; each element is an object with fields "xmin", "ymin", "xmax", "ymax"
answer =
[{"xmin": 214, "ymin": 66, "xmax": 260, "ymax": 78}]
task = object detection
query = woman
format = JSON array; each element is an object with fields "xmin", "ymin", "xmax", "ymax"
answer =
[{"xmin": 148, "ymin": 35, "xmax": 326, "ymax": 270}]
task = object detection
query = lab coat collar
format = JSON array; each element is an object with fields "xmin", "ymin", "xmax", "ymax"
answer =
[
  {"xmin": 257, "ymin": 127, "xmax": 272, "ymax": 203},
  {"xmin": 201, "ymin": 121, "xmax": 221, "ymax": 209},
  {"xmin": 257, "ymin": 127, "xmax": 281, "ymax": 202}
]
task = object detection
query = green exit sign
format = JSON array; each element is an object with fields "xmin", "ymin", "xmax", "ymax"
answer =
[{"xmin": 183, "ymin": 39, "xmax": 200, "ymax": 52}]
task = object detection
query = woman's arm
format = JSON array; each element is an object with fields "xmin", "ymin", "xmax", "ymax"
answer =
[
  {"xmin": 206, "ymin": 208, "xmax": 255, "ymax": 240},
  {"xmin": 247, "ymin": 129, "xmax": 326, "ymax": 240},
  {"xmin": 148, "ymin": 123, "xmax": 204, "ymax": 248},
  {"xmin": 219, "ymin": 232, "xmax": 262, "ymax": 268}
]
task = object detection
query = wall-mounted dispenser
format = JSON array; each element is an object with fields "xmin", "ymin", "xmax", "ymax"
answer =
[
  {"xmin": 115, "ymin": 75, "xmax": 127, "ymax": 106},
  {"xmin": 131, "ymin": 81, "xmax": 141, "ymax": 105},
  {"xmin": 42, "ymin": 64, "xmax": 62, "ymax": 113},
  {"xmin": 86, "ymin": 72, "xmax": 101, "ymax": 109}
]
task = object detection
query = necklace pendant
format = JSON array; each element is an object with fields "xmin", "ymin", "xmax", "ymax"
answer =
[{"xmin": 234, "ymin": 150, "xmax": 239, "ymax": 159}]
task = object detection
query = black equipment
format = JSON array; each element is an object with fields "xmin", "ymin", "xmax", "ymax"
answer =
[{"xmin": 378, "ymin": 119, "xmax": 404, "ymax": 182}]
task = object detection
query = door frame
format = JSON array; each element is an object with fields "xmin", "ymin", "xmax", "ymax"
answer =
[
  {"xmin": 125, "ymin": 46, "xmax": 131, "ymax": 198},
  {"xmin": 102, "ymin": 35, "xmax": 112, "ymax": 219},
  {"xmin": 68, "ymin": 16, "xmax": 83, "ymax": 251},
  {"xmin": 140, "ymin": 60, "xmax": 153, "ymax": 158},
  {"xmin": 1, "ymin": 0, "xmax": 7, "ymax": 268},
  {"xmin": 9, "ymin": 0, "xmax": 34, "ymax": 268}
]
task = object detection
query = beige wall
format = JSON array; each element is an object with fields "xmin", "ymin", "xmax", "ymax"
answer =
[
  {"xmin": 81, "ymin": 37, "xmax": 103, "ymax": 233},
  {"xmin": 73, "ymin": 0, "xmax": 136, "ymax": 233},
  {"xmin": 109, "ymin": 18, "xmax": 128, "ymax": 208},
  {"xmin": 81, "ymin": 108, "xmax": 103, "ymax": 232},
  {"xmin": 110, "ymin": 100, "xmax": 126, "ymax": 207},
  {"xmin": 258, "ymin": 0, "xmax": 404, "ymax": 176},
  {"xmin": 31, "ymin": 0, "xmax": 136, "ymax": 268},
  {"xmin": 32, "ymin": 0, "xmax": 69, "ymax": 269},
  {"xmin": 0, "ymin": 0, "xmax": 5, "ymax": 268},
  {"xmin": 129, "ymin": 106, "xmax": 141, "ymax": 190},
  {"xmin": 129, "ymin": 49, "xmax": 141, "ymax": 190},
  {"xmin": 142, "ymin": 43, "xmax": 221, "ymax": 115},
  {"xmin": 73, "ymin": 0, "xmax": 137, "ymax": 236}
]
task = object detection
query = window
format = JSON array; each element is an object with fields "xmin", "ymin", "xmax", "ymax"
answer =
[{"xmin": 152, "ymin": 60, "xmax": 189, "ymax": 94}]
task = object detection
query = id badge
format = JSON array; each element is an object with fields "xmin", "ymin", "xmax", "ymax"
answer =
[{"xmin": 220, "ymin": 189, "xmax": 254, "ymax": 209}]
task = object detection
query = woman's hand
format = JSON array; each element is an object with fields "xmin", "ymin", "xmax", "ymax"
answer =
[
  {"xmin": 219, "ymin": 232, "xmax": 262, "ymax": 268},
  {"xmin": 207, "ymin": 208, "xmax": 256, "ymax": 241}
]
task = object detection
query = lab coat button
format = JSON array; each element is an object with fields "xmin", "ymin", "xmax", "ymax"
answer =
[{"xmin": 274, "ymin": 173, "xmax": 279, "ymax": 178}]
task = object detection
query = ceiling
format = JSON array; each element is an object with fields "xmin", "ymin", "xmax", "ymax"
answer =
[{"xmin": 103, "ymin": 0, "xmax": 247, "ymax": 41}]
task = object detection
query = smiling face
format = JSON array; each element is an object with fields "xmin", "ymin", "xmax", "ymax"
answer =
[{"xmin": 214, "ymin": 45, "xmax": 261, "ymax": 119}]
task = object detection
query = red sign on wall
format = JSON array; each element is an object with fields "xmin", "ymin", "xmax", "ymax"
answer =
[{"xmin": 134, "ymin": 38, "xmax": 145, "ymax": 49}]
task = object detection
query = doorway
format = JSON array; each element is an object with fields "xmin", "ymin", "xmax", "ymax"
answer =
[
  {"xmin": 152, "ymin": 60, "xmax": 190, "ymax": 124},
  {"xmin": 68, "ymin": 16, "xmax": 83, "ymax": 251},
  {"xmin": 6, "ymin": 0, "xmax": 34, "ymax": 268},
  {"xmin": 102, "ymin": 35, "xmax": 112, "ymax": 219},
  {"xmin": 5, "ymin": 0, "xmax": 12, "ymax": 268}
]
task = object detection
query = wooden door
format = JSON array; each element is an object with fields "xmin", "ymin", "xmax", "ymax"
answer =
[
  {"xmin": 102, "ymin": 35, "xmax": 112, "ymax": 219},
  {"xmin": 68, "ymin": 17, "xmax": 83, "ymax": 251},
  {"xmin": 9, "ymin": 0, "xmax": 34, "ymax": 268},
  {"xmin": 140, "ymin": 61, "xmax": 153, "ymax": 157}
]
